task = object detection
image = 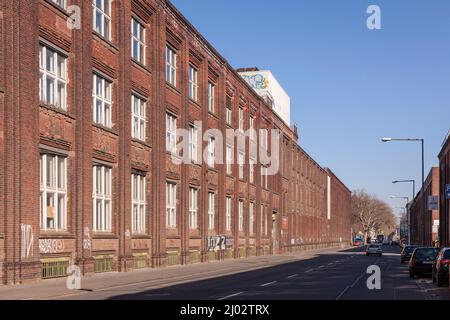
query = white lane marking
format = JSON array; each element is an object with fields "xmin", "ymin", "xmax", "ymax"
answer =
[
  {"xmin": 318, "ymin": 265, "xmax": 325, "ymax": 268},
  {"xmin": 305, "ymin": 269, "xmax": 314, "ymax": 273},
  {"xmin": 351, "ymin": 273, "xmax": 366, "ymax": 288},
  {"xmin": 217, "ymin": 292, "xmax": 243, "ymax": 301},
  {"xmin": 335, "ymin": 286, "xmax": 350, "ymax": 300},
  {"xmin": 287, "ymin": 274, "xmax": 298, "ymax": 279},
  {"xmin": 260, "ymin": 281, "xmax": 277, "ymax": 287}
]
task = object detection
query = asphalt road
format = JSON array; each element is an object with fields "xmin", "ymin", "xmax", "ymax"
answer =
[{"xmin": 66, "ymin": 245, "xmax": 448, "ymax": 300}]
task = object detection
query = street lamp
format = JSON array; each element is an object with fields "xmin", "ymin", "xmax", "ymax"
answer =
[
  {"xmin": 392, "ymin": 180, "xmax": 416, "ymax": 201},
  {"xmin": 382, "ymin": 137, "xmax": 425, "ymax": 246},
  {"xmin": 390, "ymin": 196, "xmax": 410, "ymax": 245}
]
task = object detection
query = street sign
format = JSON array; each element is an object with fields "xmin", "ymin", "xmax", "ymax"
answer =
[
  {"xmin": 446, "ymin": 185, "xmax": 450, "ymax": 200},
  {"xmin": 428, "ymin": 196, "xmax": 439, "ymax": 211}
]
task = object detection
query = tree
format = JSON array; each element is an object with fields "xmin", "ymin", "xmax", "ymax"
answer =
[{"xmin": 351, "ymin": 190, "xmax": 396, "ymax": 244}]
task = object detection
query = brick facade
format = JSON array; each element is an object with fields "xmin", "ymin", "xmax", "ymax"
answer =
[
  {"xmin": 410, "ymin": 168, "xmax": 439, "ymax": 246},
  {"xmin": 0, "ymin": 0, "xmax": 352, "ymax": 285},
  {"xmin": 439, "ymin": 135, "xmax": 450, "ymax": 247}
]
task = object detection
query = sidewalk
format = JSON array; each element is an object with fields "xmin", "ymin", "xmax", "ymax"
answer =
[{"xmin": 0, "ymin": 246, "xmax": 348, "ymax": 300}]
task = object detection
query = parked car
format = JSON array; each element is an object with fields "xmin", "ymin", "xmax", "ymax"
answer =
[
  {"xmin": 353, "ymin": 240, "xmax": 364, "ymax": 246},
  {"xmin": 432, "ymin": 248, "xmax": 450, "ymax": 287},
  {"xmin": 409, "ymin": 247, "xmax": 440, "ymax": 278},
  {"xmin": 366, "ymin": 244, "xmax": 383, "ymax": 256},
  {"xmin": 401, "ymin": 245, "xmax": 418, "ymax": 264}
]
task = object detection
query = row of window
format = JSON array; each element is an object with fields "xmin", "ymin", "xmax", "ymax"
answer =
[{"xmin": 39, "ymin": 152, "xmax": 269, "ymax": 235}]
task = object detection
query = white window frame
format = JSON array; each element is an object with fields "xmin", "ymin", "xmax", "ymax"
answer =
[
  {"xmin": 93, "ymin": 0, "xmax": 111, "ymax": 40},
  {"xmin": 132, "ymin": 173, "xmax": 146, "ymax": 234},
  {"xmin": 131, "ymin": 17, "xmax": 146, "ymax": 64},
  {"xmin": 189, "ymin": 65, "xmax": 198, "ymax": 101},
  {"xmin": 238, "ymin": 200, "xmax": 244, "ymax": 232},
  {"xmin": 208, "ymin": 81, "xmax": 215, "ymax": 113},
  {"xmin": 52, "ymin": 0, "xmax": 66, "ymax": 9},
  {"xmin": 208, "ymin": 136, "xmax": 216, "ymax": 168},
  {"xmin": 249, "ymin": 157, "xmax": 255, "ymax": 184},
  {"xmin": 166, "ymin": 182, "xmax": 177, "ymax": 228},
  {"xmin": 93, "ymin": 73, "xmax": 112, "ymax": 128},
  {"xmin": 250, "ymin": 117, "xmax": 255, "ymax": 141},
  {"xmin": 166, "ymin": 113, "xmax": 177, "ymax": 154},
  {"xmin": 189, "ymin": 188, "xmax": 198, "ymax": 230},
  {"xmin": 93, "ymin": 165, "xmax": 112, "ymax": 232},
  {"xmin": 238, "ymin": 108, "xmax": 244, "ymax": 132},
  {"xmin": 226, "ymin": 107, "xmax": 232, "ymax": 126},
  {"xmin": 249, "ymin": 202, "xmax": 255, "ymax": 236},
  {"xmin": 131, "ymin": 94, "xmax": 146, "ymax": 141},
  {"xmin": 39, "ymin": 44, "xmax": 67, "ymax": 110},
  {"xmin": 226, "ymin": 197, "xmax": 232, "ymax": 232},
  {"xmin": 261, "ymin": 128, "xmax": 268, "ymax": 150},
  {"xmin": 40, "ymin": 153, "xmax": 67, "ymax": 231},
  {"xmin": 208, "ymin": 192, "xmax": 215, "ymax": 231},
  {"xmin": 189, "ymin": 125, "xmax": 198, "ymax": 163},
  {"xmin": 166, "ymin": 45, "xmax": 177, "ymax": 86},
  {"xmin": 238, "ymin": 150, "xmax": 245, "ymax": 180},
  {"xmin": 226, "ymin": 144, "xmax": 233, "ymax": 175}
]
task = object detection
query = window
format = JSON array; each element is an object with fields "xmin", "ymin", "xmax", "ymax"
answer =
[
  {"xmin": 249, "ymin": 202, "xmax": 255, "ymax": 236},
  {"xmin": 261, "ymin": 167, "xmax": 269, "ymax": 189},
  {"xmin": 166, "ymin": 113, "xmax": 177, "ymax": 154},
  {"xmin": 249, "ymin": 157, "xmax": 255, "ymax": 184},
  {"xmin": 189, "ymin": 65, "xmax": 198, "ymax": 101},
  {"xmin": 238, "ymin": 200, "xmax": 244, "ymax": 232},
  {"xmin": 238, "ymin": 150, "xmax": 245, "ymax": 180},
  {"xmin": 131, "ymin": 18, "xmax": 146, "ymax": 64},
  {"xmin": 226, "ymin": 197, "xmax": 232, "ymax": 232},
  {"xmin": 132, "ymin": 174, "xmax": 146, "ymax": 234},
  {"xmin": 93, "ymin": 165, "xmax": 112, "ymax": 232},
  {"xmin": 226, "ymin": 145, "xmax": 233, "ymax": 175},
  {"xmin": 261, "ymin": 204, "xmax": 268, "ymax": 236},
  {"xmin": 261, "ymin": 128, "xmax": 268, "ymax": 150},
  {"xmin": 39, "ymin": 44, "xmax": 67, "ymax": 110},
  {"xmin": 226, "ymin": 108, "xmax": 233, "ymax": 126},
  {"xmin": 238, "ymin": 108, "xmax": 244, "ymax": 131},
  {"xmin": 93, "ymin": 0, "xmax": 111, "ymax": 40},
  {"xmin": 226, "ymin": 96, "xmax": 233, "ymax": 125},
  {"xmin": 189, "ymin": 188, "xmax": 198, "ymax": 230},
  {"xmin": 131, "ymin": 94, "xmax": 146, "ymax": 141},
  {"xmin": 189, "ymin": 125, "xmax": 198, "ymax": 163},
  {"xmin": 208, "ymin": 192, "xmax": 215, "ymax": 231},
  {"xmin": 166, "ymin": 182, "xmax": 177, "ymax": 228},
  {"xmin": 166, "ymin": 45, "xmax": 177, "ymax": 86},
  {"xmin": 250, "ymin": 117, "xmax": 255, "ymax": 141},
  {"xmin": 40, "ymin": 154, "xmax": 67, "ymax": 231},
  {"xmin": 208, "ymin": 82, "xmax": 215, "ymax": 112},
  {"xmin": 93, "ymin": 74, "xmax": 112, "ymax": 127},
  {"xmin": 208, "ymin": 136, "xmax": 215, "ymax": 168},
  {"xmin": 52, "ymin": 0, "xmax": 66, "ymax": 8}
]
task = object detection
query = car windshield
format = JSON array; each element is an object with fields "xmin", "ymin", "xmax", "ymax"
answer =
[
  {"xmin": 415, "ymin": 248, "xmax": 439, "ymax": 260},
  {"xmin": 369, "ymin": 245, "xmax": 379, "ymax": 249},
  {"xmin": 405, "ymin": 247, "xmax": 416, "ymax": 254},
  {"xmin": 443, "ymin": 250, "xmax": 450, "ymax": 259}
]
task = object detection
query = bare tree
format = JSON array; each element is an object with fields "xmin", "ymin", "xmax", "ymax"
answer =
[{"xmin": 351, "ymin": 190, "xmax": 396, "ymax": 244}]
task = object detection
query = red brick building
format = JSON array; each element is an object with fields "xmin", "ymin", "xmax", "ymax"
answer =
[
  {"xmin": 0, "ymin": 0, "xmax": 352, "ymax": 284},
  {"xmin": 439, "ymin": 132, "xmax": 450, "ymax": 247},
  {"xmin": 410, "ymin": 168, "xmax": 439, "ymax": 246}
]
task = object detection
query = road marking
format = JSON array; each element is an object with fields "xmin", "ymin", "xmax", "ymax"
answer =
[
  {"xmin": 335, "ymin": 286, "xmax": 350, "ymax": 300},
  {"xmin": 287, "ymin": 274, "xmax": 298, "ymax": 279},
  {"xmin": 328, "ymin": 263, "xmax": 334, "ymax": 266},
  {"xmin": 351, "ymin": 273, "xmax": 366, "ymax": 288},
  {"xmin": 305, "ymin": 269, "xmax": 314, "ymax": 273},
  {"xmin": 217, "ymin": 292, "xmax": 243, "ymax": 301},
  {"xmin": 318, "ymin": 265, "xmax": 325, "ymax": 268},
  {"xmin": 260, "ymin": 281, "xmax": 277, "ymax": 287}
]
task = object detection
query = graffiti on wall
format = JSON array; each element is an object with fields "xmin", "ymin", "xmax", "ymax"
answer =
[
  {"xmin": 241, "ymin": 74, "xmax": 269, "ymax": 90},
  {"xmin": 39, "ymin": 239, "xmax": 64, "ymax": 254},
  {"xmin": 21, "ymin": 224, "xmax": 34, "ymax": 258},
  {"xmin": 206, "ymin": 236, "xmax": 226, "ymax": 252}
]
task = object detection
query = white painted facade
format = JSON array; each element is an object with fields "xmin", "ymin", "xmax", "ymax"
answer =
[{"xmin": 238, "ymin": 70, "xmax": 291, "ymax": 126}]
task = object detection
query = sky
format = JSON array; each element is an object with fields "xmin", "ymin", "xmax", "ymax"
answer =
[{"xmin": 171, "ymin": 0, "xmax": 450, "ymax": 217}]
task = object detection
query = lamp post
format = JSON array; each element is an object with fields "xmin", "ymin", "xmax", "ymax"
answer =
[
  {"xmin": 392, "ymin": 180, "xmax": 416, "ymax": 201},
  {"xmin": 382, "ymin": 137, "xmax": 425, "ymax": 245},
  {"xmin": 391, "ymin": 196, "xmax": 410, "ymax": 245}
]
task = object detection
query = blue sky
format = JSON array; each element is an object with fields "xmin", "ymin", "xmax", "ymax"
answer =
[{"xmin": 171, "ymin": 0, "xmax": 450, "ymax": 216}]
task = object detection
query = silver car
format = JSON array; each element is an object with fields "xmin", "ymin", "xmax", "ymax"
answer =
[{"xmin": 366, "ymin": 244, "xmax": 383, "ymax": 256}]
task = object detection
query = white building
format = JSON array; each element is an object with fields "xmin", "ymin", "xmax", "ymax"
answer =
[{"xmin": 238, "ymin": 68, "xmax": 291, "ymax": 126}]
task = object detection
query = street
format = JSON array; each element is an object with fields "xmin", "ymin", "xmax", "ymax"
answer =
[{"xmin": 22, "ymin": 246, "xmax": 445, "ymax": 300}]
